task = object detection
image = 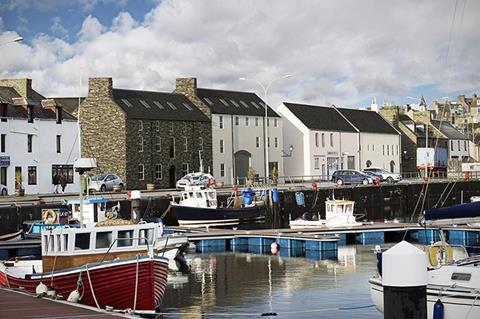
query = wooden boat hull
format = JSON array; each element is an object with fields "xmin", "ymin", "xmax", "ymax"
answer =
[
  {"xmin": 0, "ymin": 256, "xmax": 169, "ymax": 312},
  {"xmin": 171, "ymin": 204, "xmax": 266, "ymax": 228}
]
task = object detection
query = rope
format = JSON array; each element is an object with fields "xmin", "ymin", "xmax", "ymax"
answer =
[
  {"xmin": 85, "ymin": 264, "xmax": 100, "ymax": 308},
  {"xmin": 464, "ymin": 289, "xmax": 479, "ymax": 319},
  {"xmin": 133, "ymin": 255, "xmax": 139, "ymax": 311}
]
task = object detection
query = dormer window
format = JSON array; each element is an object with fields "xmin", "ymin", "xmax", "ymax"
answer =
[
  {"xmin": 27, "ymin": 105, "xmax": 34, "ymax": 123},
  {"xmin": 55, "ymin": 107, "xmax": 63, "ymax": 124}
]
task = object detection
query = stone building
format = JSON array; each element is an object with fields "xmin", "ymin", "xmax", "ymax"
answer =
[
  {"xmin": 79, "ymin": 78, "xmax": 212, "ymax": 189},
  {"xmin": 432, "ymin": 94, "xmax": 479, "ymax": 139},
  {"xmin": 175, "ymin": 78, "xmax": 283, "ymax": 185}
]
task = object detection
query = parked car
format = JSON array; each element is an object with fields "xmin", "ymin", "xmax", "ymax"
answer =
[
  {"xmin": 331, "ymin": 170, "xmax": 373, "ymax": 185},
  {"xmin": 0, "ymin": 184, "xmax": 7, "ymax": 196},
  {"xmin": 176, "ymin": 172, "xmax": 215, "ymax": 190},
  {"xmin": 89, "ymin": 174, "xmax": 124, "ymax": 192},
  {"xmin": 363, "ymin": 167, "xmax": 402, "ymax": 183}
]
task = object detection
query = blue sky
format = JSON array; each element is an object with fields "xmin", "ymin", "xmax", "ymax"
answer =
[{"xmin": 0, "ymin": 0, "xmax": 478, "ymax": 109}]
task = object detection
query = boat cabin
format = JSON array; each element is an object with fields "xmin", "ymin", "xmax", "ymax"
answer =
[
  {"xmin": 67, "ymin": 197, "xmax": 113, "ymax": 226},
  {"xmin": 41, "ymin": 223, "xmax": 163, "ymax": 272},
  {"xmin": 325, "ymin": 199, "xmax": 355, "ymax": 221},
  {"xmin": 176, "ymin": 186, "xmax": 218, "ymax": 208}
]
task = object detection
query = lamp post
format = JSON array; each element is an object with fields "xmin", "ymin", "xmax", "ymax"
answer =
[
  {"xmin": 0, "ymin": 36, "xmax": 23, "ymax": 47},
  {"xmin": 239, "ymin": 75, "xmax": 292, "ymax": 181}
]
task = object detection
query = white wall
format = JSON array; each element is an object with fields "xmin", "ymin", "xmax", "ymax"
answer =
[
  {"xmin": 360, "ymin": 133, "xmax": 401, "ymax": 172},
  {"xmin": 211, "ymin": 113, "xmax": 283, "ymax": 184},
  {"xmin": 0, "ymin": 117, "xmax": 80, "ymax": 194},
  {"xmin": 448, "ymin": 139, "xmax": 469, "ymax": 159}
]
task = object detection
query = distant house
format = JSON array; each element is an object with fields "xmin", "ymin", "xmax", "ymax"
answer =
[
  {"xmin": 175, "ymin": 78, "xmax": 283, "ymax": 184},
  {"xmin": 278, "ymin": 103, "xmax": 401, "ymax": 178},
  {"xmin": 79, "ymin": 78, "xmax": 212, "ymax": 189},
  {"xmin": 0, "ymin": 78, "xmax": 79, "ymax": 194},
  {"xmin": 430, "ymin": 120, "xmax": 469, "ymax": 160}
]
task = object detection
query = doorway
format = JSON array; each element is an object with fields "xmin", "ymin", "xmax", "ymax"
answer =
[
  {"xmin": 169, "ymin": 165, "xmax": 176, "ymax": 188},
  {"xmin": 15, "ymin": 166, "xmax": 22, "ymax": 190},
  {"xmin": 0, "ymin": 167, "xmax": 6, "ymax": 186},
  {"xmin": 390, "ymin": 160, "xmax": 395, "ymax": 173},
  {"xmin": 234, "ymin": 150, "xmax": 251, "ymax": 179}
]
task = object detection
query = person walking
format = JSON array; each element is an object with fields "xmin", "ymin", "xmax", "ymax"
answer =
[
  {"xmin": 60, "ymin": 174, "xmax": 67, "ymax": 194},
  {"xmin": 53, "ymin": 173, "xmax": 61, "ymax": 194}
]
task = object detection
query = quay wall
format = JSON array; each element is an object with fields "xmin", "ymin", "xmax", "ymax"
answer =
[{"xmin": 1, "ymin": 181, "xmax": 480, "ymax": 234}]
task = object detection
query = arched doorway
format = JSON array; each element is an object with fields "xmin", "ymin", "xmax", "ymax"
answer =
[
  {"xmin": 390, "ymin": 160, "xmax": 395, "ymax": 173},
  {"xmin": 234, "ymin": 150, "xmax": 251, "ymax": 180},
  {"xmin": 169, "ymin": 165, "xmax": 176, "ymax": 188}
]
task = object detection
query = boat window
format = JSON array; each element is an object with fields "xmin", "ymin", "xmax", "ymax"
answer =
[
  {"xmin": 345, "ymin": 205, "xmax": 352, "ymax": 214},
  {"xmin": 139, "ymin": 228, "xmax": 154, "ymax": 246},
  {"xmin": 182, "ymin": 193, "xmax": 188, "ymax": 200},
  {"xmin": 208, "ymin": 192, "xmax": 216, "ymax": 199},
  {"xmin": 96, "ymin": 231, "xmax": 113, "ymax": 249},
  {"xmin": 195, "ymin": 192, "xmax": 203, "ymax": 198},
  {"xmin": 189, "ymin": 192, "xmax": 195, "ymax": 198},
  {"xmin": 336, "ymin": 205, "xmax": 344, "ymax": 214},
  {"xmin": 75, "ymin": 233, "xmax": 91, "ymax": 250},
  {"xmin": 118, "ymin": 230, "xmax": 133, "ymax": 247},
  {"xmin": 451, "ymin": 273, "xmax": 471, "ymax": 281},
  {"xmin": 63, "ymin": 234, "xmax": 69, "ymax": 251}
]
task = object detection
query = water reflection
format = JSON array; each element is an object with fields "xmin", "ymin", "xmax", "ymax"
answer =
[{"xmin": 160, "ymin": 245, "xmax": 381, "ymax": 319}]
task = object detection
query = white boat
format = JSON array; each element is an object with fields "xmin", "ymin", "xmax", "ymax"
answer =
[
  {"xmin": 369, "ymin": 201, "xmax": 480, "ymax": 318},
  {"xmin": 290, "ymin": 198, "xmax": 362, "ymax": 228}
]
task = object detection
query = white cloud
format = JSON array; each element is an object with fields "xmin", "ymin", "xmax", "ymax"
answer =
[
  {"xmin": 51, "ymin": 16, "xmax": 69, "ymax": 39},
  {"xmin": 0, "ymin": 0, "xmax": 478, "ymax": 107}
]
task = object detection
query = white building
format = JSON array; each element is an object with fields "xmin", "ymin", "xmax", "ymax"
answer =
[
  {"xmin": 0, "ymin": 79, "xmax": 80, "ymax": 194},
  {"xmin": 278, "ymin": 103, "xmax": 401, "ymax": 179},
  {"xmin": 175, "ymin": 78, "xmax": 283, "ymax": 184}
]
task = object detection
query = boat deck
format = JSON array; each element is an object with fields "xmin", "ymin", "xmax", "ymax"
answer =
[{"xmin": 0, "ymin": 287, "xmax": 128, "ymax": 318}]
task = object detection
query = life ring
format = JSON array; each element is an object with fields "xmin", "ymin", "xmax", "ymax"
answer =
[
  {"xmin": 42, "ymin": 209, "xmax": 57, "ymax": 224},
  {"xmin": 428, "ymin": 242, "xmax": 453, "ymax": 267}
]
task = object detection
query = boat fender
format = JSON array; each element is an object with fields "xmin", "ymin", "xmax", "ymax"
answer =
[
  {"xmin": 433, "ymin": 299, "xmax": 444, "ymax": 319},
  {"xmin": 35, "ymin": 282, "xmax": 48, "ymax": 295},
  {"xmin": 270, "ymin": 242, "xmax": 279, "ymax": 255},
  {"xmin": 46, "ymin": 287, "xmax": 56, "ymax": 298},
  {"xmin": 67, "ymin": 289, "xmax": 80, "ymax": 303},
  {"xmin": 295, "ymin": 192, "xmax": 305, "ymax": 206},
  {"xmin": 428, "ymin": 242, "xmax": 453, "ymax": 267}
]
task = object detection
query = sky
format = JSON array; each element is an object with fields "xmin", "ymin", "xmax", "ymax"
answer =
[{"xmin": 0, "ymin": 0, "xmax": 479, "ymax": 109}]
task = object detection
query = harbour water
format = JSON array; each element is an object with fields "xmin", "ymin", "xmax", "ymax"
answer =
[{"xmin": 160, "ymin": 245, "xmax": 382, "ymax": 318}]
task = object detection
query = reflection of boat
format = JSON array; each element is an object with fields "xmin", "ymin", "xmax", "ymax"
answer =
[
  {"xmin": 369, "ymin": 202, "xmax": 480, "ymax": 319},
  {"xmin": 290, "ymin": 198, "xmax": 362, "ymax": 229},
  {"xmin": 171, "ymin": 186, "xmax": 266, "ymax": 228}
]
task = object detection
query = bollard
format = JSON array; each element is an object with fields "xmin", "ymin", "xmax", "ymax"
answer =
[{"xmin": 383, "ymin": 241, "xmax": 427, "ymax": 319}]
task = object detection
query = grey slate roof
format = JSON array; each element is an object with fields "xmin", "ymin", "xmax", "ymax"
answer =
[
  {"xmin": 112, "ymin": 89, "xmax": 209, "ymax": 122},
  {"xmin": 0, "ymin": 86, "xmax": 76, "ymax": 120},
  {"xmin": 336, "ymin": 108, "xmax": 399, "ymax": 135},
  {"xmin": 196, "ymin": 88, "xmax": 280, "ymax": 117},
  {"xmin": 52, "ymin": 97, "xmax": 85, "ymax": 115},
  {"xmin": 283, "ymin": 103, "xmax": 357, "ymax": 132},
  {"xmin": 431, "ymin": 120, "xmax": 468, "ymax": 140}
]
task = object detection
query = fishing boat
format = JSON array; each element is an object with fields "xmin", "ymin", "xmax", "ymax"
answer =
[
  {"xmin": 369, "ymin": 201, "xmax": 480, "ymax": 319},
  {"xmin": 290, "ymin": 198, "xmax": 362, "ymax": 229},
  {"xmin": 171, "ymin": 186, "xmax": 266, "ymax": 228}
]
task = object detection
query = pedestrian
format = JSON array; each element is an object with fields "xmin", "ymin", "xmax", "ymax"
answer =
[
  {"xmin": 60, "ymin": 174, "xmax": 67, "ymax": 194},
  {"xmin": 53, "ymin": 173, "xmax": 61, "ymax": 194}
]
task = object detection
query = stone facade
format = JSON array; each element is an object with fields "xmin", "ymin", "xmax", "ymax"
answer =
[
  {"xmin": 0, "ymin": 78, "xmax": 34, "ymax": 99},
  {"xmin": 79, "ymin": 77, "xmax": 212, "ymax": 190},
  {"xmin": 174, "ymin": 78, "xmax": 211, "ymax": 118}
]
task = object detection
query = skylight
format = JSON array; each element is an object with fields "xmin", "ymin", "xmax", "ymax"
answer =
[
  {"xmin": 239, "ymin": 101, "xmax": 249, "ymax": 108},
  {"xmin": 251, "ymin": 101, "xmax": 261, "ymax": 109},
  {"xmin": 204, "ymin": 97, "xmax": 214, "ymax": 106},
  {"xmin": 219, "ymin": 99, "xmax": 229, "ymax": 106},
  {"xmin": 139, "ymin": 100, "xmax": 151, "ymax": 108},
  {"xmin": 121, "ymin": 99, "xmax": 133, "ymax": 108},
  {"xmin": 183, "ymin": 103, "xmax": 193, "ymax": 111},
  {"xmin": 230, "ymin": 100, "xmax": 239, "ymax": 107},
  {"xmin": 167, "ymin": 102, "xmax": 177, "ymax": 110},
  {"xmin": 153, "ymin": 101, "xmax": 164, "ymax": 109}
]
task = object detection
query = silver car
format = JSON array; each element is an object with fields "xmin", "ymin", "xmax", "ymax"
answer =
[
  {"xmin": 0, "ymin": 184, "xmax": 7, "ymax": 196},
  {"xmin": 176, "ymin": 172, "xmax": 215, "ymax": 190},
  {"xmin": 89, "ymin": 174, "xmax": 124, "ymax": 192}
]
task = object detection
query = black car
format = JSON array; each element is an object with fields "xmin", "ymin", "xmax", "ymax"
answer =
[{"xmin": 331, "ymin": 170, "xmax": 373, "ymax": 185}]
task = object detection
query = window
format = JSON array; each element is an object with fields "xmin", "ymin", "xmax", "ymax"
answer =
[
  {"xmin": 138, "ymin": 164, "xmax": 144, "ymax": 180},
  {"xmin": 170, "ymin": 138, "xmax": 175, "ymax": 158},
  {"xmin": 230, "ymin": 100, "xmax": 239, "ymax": 107},
  {"xmin": 182, "ymin": 103, "xmax": 193, "ymax": 111},
  {"xmin": 27, "ymin": 135, "xmax": 33, "ymax": 153},
  {"xmin": 121, "ymin": 99, "xmax": 133, "ymax": 107},
  {"xmin": 219, "ymin": 98, "xmax": 229, "ymax": 106},
  {"xmin": 75, "ymin": 233, "xmax": 90, "ymax": 250},
  {"xmin": 51, "ymin": 165, "xmax": 74, "ymax": 183},
  {"xmin": 155, "ymin": 164, "xmax": 163, "ymax": 180},
  {"xmin": 330, "ymin": 133, "xmax": 333, "ymax": 147},
  {"xmin": 245, "ymin": 117, "xmax": 249, "ymax": 126},
  {"xmin": 118, "ymin": 230, "xmax": 133, "ymax": 247},
  {"xmin": 315, "ymin": 133, "xmax": 319, "ymax": 147},
  {"xmin": 153, "ymin": 101, "xmax": 164, "ymax": 109},
  {"xmin": 256, "ymin": 137, "xmax": 260, "ymax": 148},
  {"xmin": 155, "ymin": 136, "xmax": 161, "ymax": 152},
  {"xmin": 199, "ymin": 137, "xmax": 204, "ymax": 151},
  {"xmin": 367, "ymin": 144, "xmax": 370, "ymax": 151},
  {"xmin": 140, "ymin": 100, "xmax": 152, "ymax": 109},
  {"xmin": 458, "ymin": 140, "xmax": 461, "ymax": 151},
  {"xmin": 314, "ymin": 157, "xmax": 320, "ymax": 169},
  {"xmin": 235, "ymin": 117, "xmax": 239, "ymax": 126},
  {"xmin": 96, "ymin": 231, "xmax": 112, "ymax": 249},
  {"xmin": 219, "ymin": 116, "xmax": 223, "ymax": 129},
  {"xmin": 27, "ymin": 105, "xmax": 34, "ymax": 123},
  {"xmin": 274, "ymin": 137, "xmax": 278, "ymax": 148},
  {"xmin": 240, "ymin": 101, "xmax": 249, "ymax": 108},
  {"xmin": 220, "ymin": 163, "xmax": 225, "ymax": 177},
  {"xmin": 267, "ymin": 118, "xmax": 270, "ymax": 127},
  {"xmin": 321, "ymin": 133, "xmax": 325, "ymax": 147},
  {"xmin": 268, "ymin": 137, "xmax": 270, "ymax": 147},
  {"xmin": 167, "ymin": 102, "xmax": 177, "ymax": 110},
  {"xmin": 139, "ymin": 228, "xmax": 154, "ymax": 246},
  {"xmin": 182, "ymin": 163, "xmax": 189, "ymax": 176},
  {"xmin": 139, "ymin": 136, "xmax": 144, "ymax": 152},
  {"xmin": 139, "ymin": 120, "xmax": 143, "ymax": 131},
  {"xmin": 373, "ymin": 144, "xmax": 375, "ymax": 151},
  {"xmin": 255, "ymin": 118, "xmax": 259, "ymax": 126},
  {"xmin": 383, "ymin": 145, "xmax": 385, "ymax": 155},
  {"xmin": 396, "ymin": 145, "xmax": 399, "ymax": 156},
  {"xmin": 1, "ymin": 134, "xmax": 5, "ymax": 152},
  {"xmin": 274, "ymin": 119, "xmax": 278, "ymax": 127},
  {"xmin": 56, "ymin": 135, "xmax": 61, "ymax": 153},
  {"xmin": 56, "ymin": 107, "xmax": 63, "ymax": 124},
  {"xmin": 347, "ymin": 156, "xmax": 355, "ymax": 169},
  {"xmin": 464, "ymin": 140, "xmax": 467, "ymax": 151},
  {"xmin": 0, "ymin": 104, "xmax": 7, "ymax": 121},
  {"xmin": 170, "ymin": 122, "xmax": 174, "ymax": 133},
  {"xmin": 156, "ymin": 121, "xmax": 160, "ymax": 131},
  {"xmin": 204, "ymin": 97, "xmax": 214, "ymax": 106},
  {"xmin": 28, "ymin": 166, "xmax": 37, "ymax": 185},
  {"xmin": 184, "ymin": 137, "xmax": 188, "ymax": 152},
  {"xmin": 387, "ymin": 145, "xmax": 389, "ymax": 155},
  {"xmin": 220, "ymin": 139, "xmax": 224, "ymax": 153},
  {"xmin": 251, "ymin": 101, "xmax": 260, "ymax": 109}
]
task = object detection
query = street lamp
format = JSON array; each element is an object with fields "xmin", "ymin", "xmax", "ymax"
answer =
[
  {"xmin": 0, "ymin": 36, "xmax": 23, "ymax": 47},
  {"xmin": 239, "ymin": 74, "xmax": 292, "ymax": 181}
]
